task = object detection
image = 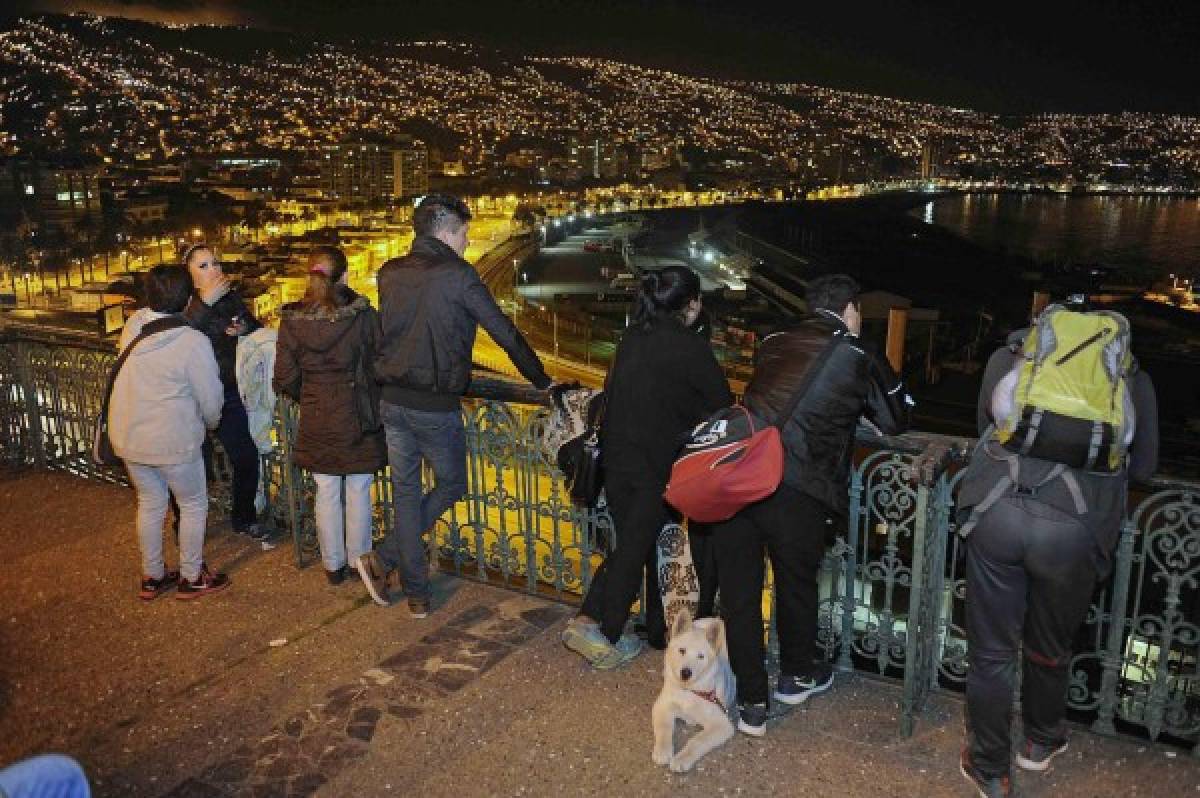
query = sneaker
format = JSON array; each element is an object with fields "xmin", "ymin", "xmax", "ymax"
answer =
[
  {"xmin": 1015, "ymin": 738, "xmax": 1068, "ymax": 772},
  {"xmin": 354, "ymin": 551, "xmax": 391, "ymax": 607},
  {"xmin": 959, "ymin": 748, "xmax": 1013, "ymax": 798},
  {"xmin": 774, "ymin": 663, "xmax": 835, "ymax": 705},
  {"xmin": 407, "ymin": 598, "xmax": 430, "ymax": 619},
  {"xmin": 325, "ymin": 565, "xmax": 349, "ymax": 586},
  {"xmin": 737, "ymin": 702, "xmax": 768, "ymax": 737},
  {"xmin": 176, "ymin": 564, "xmax": 231, "ymax": 600},
  {"xmin": 591, "ymin": 634, "xmax": 644, "ymax": 670},
  {"xmin": 235, "ymin": 522, "xmax": 276, "ymax": 550},
  {"xmin": 561, "ymin": 617, "xmax": 612, "ymax": 661},
  {"xmin": 139, "ymin": 569, "xmax": 179, "ymax": 601}
]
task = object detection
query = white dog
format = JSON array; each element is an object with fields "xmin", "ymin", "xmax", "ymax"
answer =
[{"xmin": 651, "ymin": 610, "xmax": 737, "ymax": 773}]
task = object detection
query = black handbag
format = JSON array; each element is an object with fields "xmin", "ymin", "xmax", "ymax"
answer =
[
  {"xmin": 557, "ymin": 390, "xmax": 606, "ymax": 507},
  {"xmin": 93, "ymin": 315, "xmax": 189, "ymax": 466}
]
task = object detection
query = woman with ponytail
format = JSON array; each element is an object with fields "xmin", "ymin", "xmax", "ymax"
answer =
[
  {"xmin": 273, "ymin": 246, "xmax": 386, "ymax": 584},
  {"xmin": 563, "ymin": 265, "xmax": 732, "ymax": 669}
]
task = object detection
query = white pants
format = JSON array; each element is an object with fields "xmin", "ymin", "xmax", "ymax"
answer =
[
  {"xmin": 313, "ymin": 472, "xmax": 375, "ymax": 571},
  {"xmin": 126, "ymin": 458, "xmax": 208, "ymax": 582}
]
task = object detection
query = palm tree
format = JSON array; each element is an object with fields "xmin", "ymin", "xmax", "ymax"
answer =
[{"xmin": 242, "ymin": 199, "xmax": 267, "ymax": 242}]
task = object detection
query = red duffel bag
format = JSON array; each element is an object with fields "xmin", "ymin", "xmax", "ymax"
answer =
[
  {"xmin": 664, "ymin": 335, "xmax": 841, "ymax": 522},
  {"xmin": 664, "ymin": 406, "xmax": 783, "ymax": 522}
]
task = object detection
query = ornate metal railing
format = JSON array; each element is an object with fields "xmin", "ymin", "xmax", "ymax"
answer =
[{"xmin": 1, "ymin": 330, "xmax": 1196, "ymax": 755}]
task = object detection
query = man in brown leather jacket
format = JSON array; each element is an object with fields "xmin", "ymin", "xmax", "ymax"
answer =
[{"xmin": 715, "ymin": 273, "xmax": 912, "ymax": 736}]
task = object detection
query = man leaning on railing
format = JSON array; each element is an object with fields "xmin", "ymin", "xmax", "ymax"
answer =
[{"xmin": 353, "ymin": 193, "xmax": 561, "ymax": 620}]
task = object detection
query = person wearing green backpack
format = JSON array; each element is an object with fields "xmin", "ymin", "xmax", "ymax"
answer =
[{"xmin": 956, "ymin": 297, "xmax": 1159, "ymax": 797}]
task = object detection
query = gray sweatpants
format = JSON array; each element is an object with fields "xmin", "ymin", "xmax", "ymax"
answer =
[{"xmin": 126, "ymin": 458, "xmax": 208, "ymax": 582}]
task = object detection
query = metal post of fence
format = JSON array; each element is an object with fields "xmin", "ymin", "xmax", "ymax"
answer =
[
  {"xmin": 839, "ymin": 470, "xmax": 863, "ymax": 672},
  {"xmin": 14, "ymin": 340, "xmax": 46, "ymax": 469},
  {"xmin": 900, "ymin": 482, "xmax": 932, "ymax": 737},
  {"xmin": 1091, "ymin": 514, "xmax": 1137, "ymax": 737}
]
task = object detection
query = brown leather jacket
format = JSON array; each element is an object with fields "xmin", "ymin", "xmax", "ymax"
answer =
[{"xmin": 744, "ymin": 310, "xmax": 911, "ymax": 514}]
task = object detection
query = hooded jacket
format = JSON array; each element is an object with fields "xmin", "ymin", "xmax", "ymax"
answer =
[
  {"xmin": 273, "ymin": 287, "xmax": 387, "ymax": 475},
  {"xmin": 108, "ymin": 308, "xmax": 224, "ymax": 466},
  {"xmin": 374, "ymin": 236, "xmax": 551, "ymax": 411},
  {"xmin": 744, "ymin": 310, "xmax": 911, "ymax": 515}
]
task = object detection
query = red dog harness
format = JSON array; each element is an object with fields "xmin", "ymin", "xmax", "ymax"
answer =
[{"xmin": 689, "ymin": 688, "xmax": 727, "ymax": 714}]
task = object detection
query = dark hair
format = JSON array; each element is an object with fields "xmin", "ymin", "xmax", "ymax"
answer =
[
  {"xmin": 413, "ymin": 194, "xmax": 472, "ymax": 238},
  {"xmin": 144, "ymin": 264, "xmax": 193, "ymax": 314},
  {"xmin": 181, "ymin": 243, "xmax": 213, "ymax": 268},
  {"xmin": 631, "ymin": 265, "xmax": 701, "ymax": 330},
  {"xmin": 806, "ymin": 273, "xmax": 861, "ymax": 315},
  {"xmin": 302, "ymin": 245, "xmax": 350, "ymax": 311}
]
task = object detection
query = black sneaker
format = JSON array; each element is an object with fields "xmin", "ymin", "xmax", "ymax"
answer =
[
  {"xmin": 959, "ymin": 748, "xmax": 1013, "ymax": 798},
  {"xmin": 325, "ymin": 565, "xmax": 349, "ymax": 586},
  {"xmin": 176, "ymin": 564, "xmax": 231, "ymax": 600},
  {"xmin": 1015, "ymin": 737, "xmax": 1068, "ymax": 772},
  {"xmin": 736, "ymin": 702, "xmax": 767, "ymax": 737},
  {"xmin": 139, "ymin": 569, "xmax": 179, "ymax": 601},
  {"xmin": 774, "ymin": 663, "xmax": 834, "ymax": 705}
]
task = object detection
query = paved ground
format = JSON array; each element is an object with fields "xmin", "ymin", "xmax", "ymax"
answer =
[{"xmin": 1, "ymin": 471, "xmax": 1197, "ymax": 797}]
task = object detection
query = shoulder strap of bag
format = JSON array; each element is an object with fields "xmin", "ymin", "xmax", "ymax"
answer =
[
  {"xmin": 772, "ymin": 334, "xmax": 844, "ymax": 431},
  {"xmin": 100, "ymin": 316, "xmax": 189, "ymax": 418}
]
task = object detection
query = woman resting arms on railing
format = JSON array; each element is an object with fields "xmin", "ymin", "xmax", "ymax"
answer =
[
  {"xmin": 562, "ymin": 265, "xmax": 733, "ymax": 669},
  {"xmin": 272, "ymin": 246, "xmax": 386, "ymax": 585}
]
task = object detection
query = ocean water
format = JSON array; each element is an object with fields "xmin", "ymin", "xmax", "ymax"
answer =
[{"xmin": 914, "ymin": 193, "xmax": 1200, "ymax": 278}]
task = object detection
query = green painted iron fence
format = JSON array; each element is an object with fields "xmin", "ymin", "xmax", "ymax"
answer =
[{"xmin": 1, "ymin": 331, "xmax": 1196, "ymax": 754}]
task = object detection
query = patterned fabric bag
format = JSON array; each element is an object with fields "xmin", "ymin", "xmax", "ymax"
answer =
[
  {"xmin": 657, "ymin": 522, "xmax": 700, "ymax": 637},
  {"xmin": 540, "ymin": 386, "xmax": 602, "ymax": 466}
]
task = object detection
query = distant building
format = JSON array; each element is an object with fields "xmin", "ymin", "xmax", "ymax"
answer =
[
  {"xmin": 0, "ymin": 156, "xmax": 102, "ymax": 241},
  {"xmin": 322, "ymin": 136, "xmax": 428, "ymax": 203},
  {"xmin": 121, "ymin": 192, "xmax": 168, "ymax": 225},
  {"xmin": 920, "ymin": 139, "xmax": 941, "ymax": 180}
]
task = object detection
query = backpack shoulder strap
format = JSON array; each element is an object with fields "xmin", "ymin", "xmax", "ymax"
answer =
[
  {"xmin": 773, "ymin": 333, "xmax": 844, "ymax": 431},
  {"xmin": 101, "ymin": 316, "xmax": 189, "ymax": 416}
]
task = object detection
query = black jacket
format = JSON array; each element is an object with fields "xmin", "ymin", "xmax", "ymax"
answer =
[
  {"xmin": 601, "ymin": 316, "xmax": 733, "ymax": 488},
  {"xmin": 375, "ymin": 236, "xmax": 551, "ymax": 411},
  {"xmin": 184, "ymin": 288, "xmax": 260, "ymax": 391},
  {"xmin": 744, "ymin": 310, "xmax": 911, "ymax": 515},
  {"xmin": 273, "ymin": 287, "xmax": 387, "ymax": 476}
]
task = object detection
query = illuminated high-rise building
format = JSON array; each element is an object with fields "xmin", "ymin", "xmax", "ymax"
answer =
[{"xmin": 322, "ymin": 135, "xmax": 428, "ymax": 202}]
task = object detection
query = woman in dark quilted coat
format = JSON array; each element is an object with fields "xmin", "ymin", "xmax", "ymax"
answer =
[{"xmin": 274, "ymin": 246, "xmax": 385, "ymax": 584}]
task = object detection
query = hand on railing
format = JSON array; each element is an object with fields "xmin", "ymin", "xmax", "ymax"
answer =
[{"xmin": 549, "ymin": 381, "xmax": 582, "ymax": 412}]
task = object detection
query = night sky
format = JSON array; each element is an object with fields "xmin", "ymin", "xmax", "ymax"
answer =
[{"xmin": 12, "ymin": 0, "xmax": 1200, "ymax": 115}]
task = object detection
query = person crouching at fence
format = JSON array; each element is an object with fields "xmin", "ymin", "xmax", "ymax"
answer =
[
  {"xmin": 562, "ymin": 265, "xmax": 732, "ymax": 669},
  {"xmin": 955, "ymin": 300, "xmax": 1158, "ymax": 797},
  {"xmin": 712, "ymin": 274, "xmax": 911, "ymax": 737},
  {"xmin": 109, "ymin": 264, "xmax": 229, "ymax": 600},
  {"xmin": 273, "ymin": 246, "xmax": 386, "ymax": 585}
]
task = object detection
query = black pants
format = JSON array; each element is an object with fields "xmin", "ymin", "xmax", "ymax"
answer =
[
  {"xmin": 965, "ymin": 496, "xmax": 1099, "ymax": 778},
  {"xmin": 713, "ymin": 483, "xmax": 828, "ymax": 705},
  {"xmin": 213, "ymin": 387, "xmax": 260, "ymax": 528},
  {"xmin": 581, "ymin": 472, "xmax": 673, "ymax": 644}
]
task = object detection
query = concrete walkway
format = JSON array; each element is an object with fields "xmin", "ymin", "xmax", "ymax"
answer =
[{"xmin": 1, "ymin": 472, "xmax": 1196, "ymax": 797}]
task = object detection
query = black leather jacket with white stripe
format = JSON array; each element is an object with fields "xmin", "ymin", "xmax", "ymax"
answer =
[{"xmin": 744, "ymin": 310, "xmax": 911, "ymax": 515}]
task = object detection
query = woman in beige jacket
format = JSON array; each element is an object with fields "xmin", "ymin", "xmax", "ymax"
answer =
[{"xmin": 109, "ymin": 265, "xmax": 228, "ymax": 600}]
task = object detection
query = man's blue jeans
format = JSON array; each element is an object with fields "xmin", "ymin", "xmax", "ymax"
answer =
[
  {"xmin": 375, "ymin": 401, "xmax": 467, "ymax": 602},
  {"xmin": 0, "ymin": 754, "xmax": 90, "ymax": 798}
]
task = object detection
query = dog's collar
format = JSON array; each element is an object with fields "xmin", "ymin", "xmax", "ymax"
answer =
[{"xmin": 689, "ymin": 687, "xmax": 727, "ymax": 714}]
